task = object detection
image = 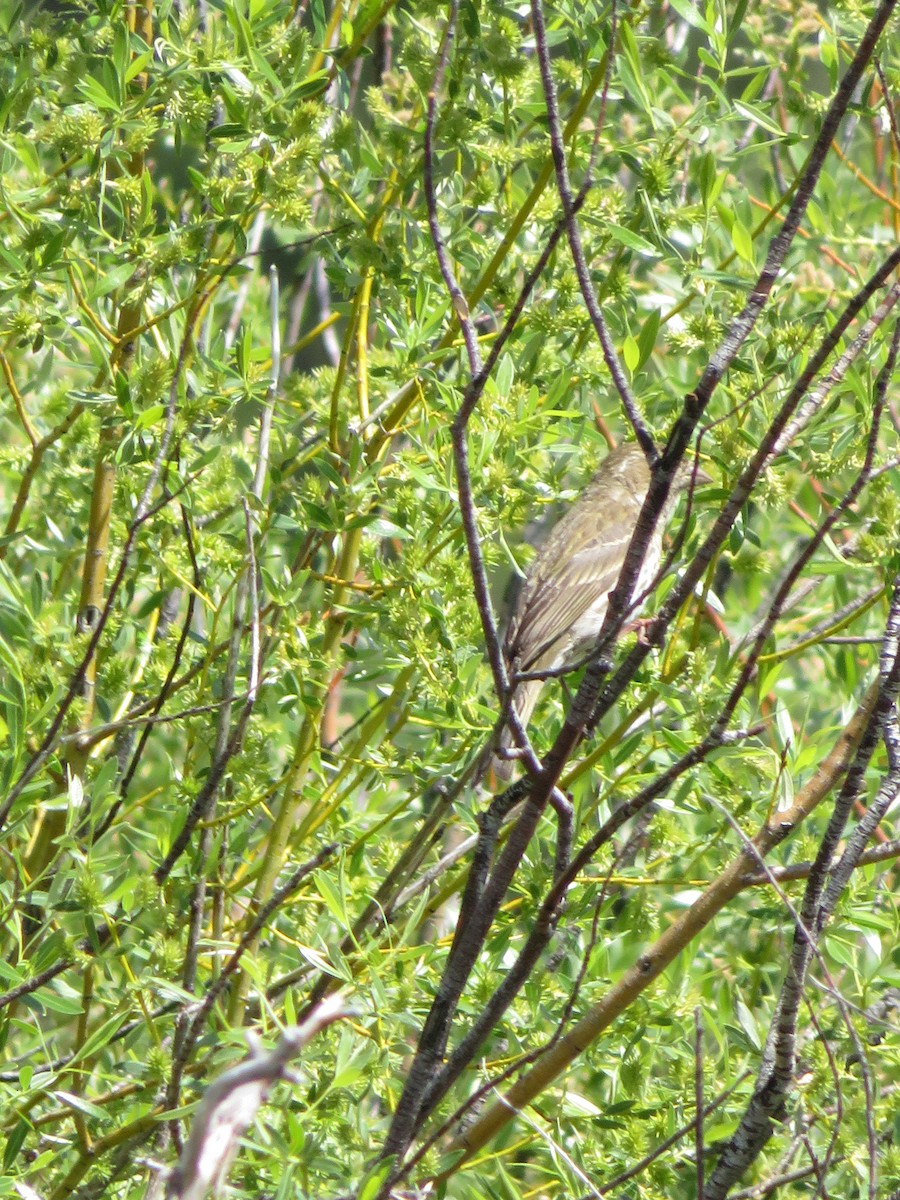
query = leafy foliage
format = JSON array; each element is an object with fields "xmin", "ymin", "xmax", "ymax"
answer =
[{"xmin": 0, "ymin": 1, "xmax": 899, "ymax": 1198}]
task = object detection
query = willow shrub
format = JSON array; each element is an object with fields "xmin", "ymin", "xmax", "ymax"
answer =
[{"xmin": 0, "ymin": 2, "xmax": 899, "ymax": 1199}]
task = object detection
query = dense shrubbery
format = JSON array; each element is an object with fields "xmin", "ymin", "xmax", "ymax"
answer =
[{"xmin": 0, "ymin": 2, "xmax": 899, "ymax": 1198}]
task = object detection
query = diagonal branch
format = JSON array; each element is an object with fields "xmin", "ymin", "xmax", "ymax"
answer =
[
  {"xmin": 443, "ymin": 682, "xmax": 879, "ymax": 1163},
  {"xmin": 531, "ymin": 0, "xmax": 655, "ymax": 460}
]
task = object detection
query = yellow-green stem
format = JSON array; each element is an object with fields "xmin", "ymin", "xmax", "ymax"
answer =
[{"xmin": 227, "ymin": 525, "xmax": 365, "ymax": 1022}]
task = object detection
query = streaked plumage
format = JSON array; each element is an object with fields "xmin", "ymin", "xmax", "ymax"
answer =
[{"xmin": 495, "ymin": 443, "xmax": 703, "ymax": 779}]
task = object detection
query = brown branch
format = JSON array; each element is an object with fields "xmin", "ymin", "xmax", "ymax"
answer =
[
  {"xmin": 0, "ymin": 399, "xmax": 86, "ymax": 562},
  {"xmin": 695, "ymin": 1006, "xmax": 706, "ymax": 1200},
  {"xmin": 592, "ymin": 254, "xmax": 900, "ymax": 742},
  {"xmin": 531, "ymin": 0, "xmax": 654, "ymax": 459},
  {"xmin": 166, "ymin": 994, "xmax": 354, "ymax": 1200},
  {"xmin": 443, "ymin": 683, "xmax": 877, "ymax": 1163},
  {"xmin": 705, "ymin": 321, "xmax": 900, "ymax": 1199}
]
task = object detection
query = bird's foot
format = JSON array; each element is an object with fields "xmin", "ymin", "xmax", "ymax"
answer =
[{"xmin": 626, "ymin": 617, "xmax": 655, "ymax": 645}]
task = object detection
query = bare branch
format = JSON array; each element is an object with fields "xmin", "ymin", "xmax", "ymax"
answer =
[
  {"xmin": 166, "ymin": 995, "xmax": 354, "ymax": 1200},
  {"xmin": 531, "ymin": 0, "xmax": 655, "ymax": 459}
]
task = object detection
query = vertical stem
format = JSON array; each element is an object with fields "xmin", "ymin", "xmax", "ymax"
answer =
[
  {"xmin": 22, "ymin": 0, "xmax": 157, "ymax": 923},
  {"xmin": 226, "ymin": 518, "xmax": 365, "ymax": 1022},
  {"xmin": 357, "ymin": 270, "xmax": 373, "ymax": 425}
]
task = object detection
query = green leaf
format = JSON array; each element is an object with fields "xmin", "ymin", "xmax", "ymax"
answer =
[
  {"xmin": 734, "ymin": 100, "xmax": 787, "ymax": 139},
  {"xmin": 606, "ymin": 223, "xmax": 656, "ymax": 254},
  {"xmin": 734, "ymin": 999, "xmax": 761, "ymax": 1049},
  {"xmin": 76, "ymin": 75, "xmax": 119, "ymax": 112},
  {"xmin": 461, "ymin": 0, "xmax": 481, "ymax": 39},
  {"xmin": 3, "ymin": 1120, "xmax": 28, "ymax": 1171},
  {"xmin": 730, "ymin": 219, "xmax": 755, "ymax": 266},
  {"xmin": 40, "ymin": 991, "xmax": 87, "ymax": 1016},
  {"xmin": 495, "ymin": 353, "xmax": 514, "ymax": 396},
  {"xmin": 209, "ymin": 122, "xmax": 251, "ymax": 139},
  {"xmin": 698, "ymin": 151, "xmax": 723, "ymax": 209},
  {"xmin": 125, "ymin": 50, "xmax": 153, "ymax": 83},
  {"xmin": 70, "ymin": 1011, "xmax": 130, "ymax": 1064},
  {"xmin": 636, "ymin": 308, "xmax": 660, "ymax": 370},
  {"xmin": 727, "ymin": 0, "xmax": 750, "ymax": 41},
  {"xmin": 52, "ymin": 1090, "xmax": 109, "ymax": 1121},
  {"xmin": 93, "ymin": 261, "xmax": 138, "ymax": 297},
  {"xmin": 296, "ymin": 70, "xmax": 330, "ymax": 98},
  {"xmin": 617, "ymin": 23, "xmax": 650, "ymax": 114},
  {"xmin": 358, "ymin": 1159, "xmax": 395, "ymax": 1200},
  {"xmin": 666, "ymin": 0, "xmax": 710, "ymax": 32},
  {"xmin": 314, "ymin": 869, "xmax": 347, "ymax": 924},
  {"xmin": 135, "ymin": 404, "xmax": 166, "ymax": 431}
]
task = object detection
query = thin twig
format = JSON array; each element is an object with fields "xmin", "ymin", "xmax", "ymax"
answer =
[
  {"xmin": 531, "ymin": 0, "xmax": 654, "ymax": 459},
  {"xmin": 154, "ymin": 269, "xmax": 282, "ymax": 883},
  {"xmin": 695, "ymin": 1006, "xmax": 705, "ymax": 1200},
  {"xmin": 577, "ymin": 1077, "xmax": 752, "ymax": 1199},
  {"xmin": 171, "ymin": 841, "xmax": 339, "ymax": 1082},
  {"xmin": 0, "ymin": 316, "xmax": 198, "ymax": 828}
]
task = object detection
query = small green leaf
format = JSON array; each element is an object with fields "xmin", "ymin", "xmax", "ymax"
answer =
[
  {"xmin": 76, "ymin": 75, "xmax": 119, "ymax": 112},
  {"xmin": 209, "ymin": 122, "xmax": 250, "ymax": 139},
  {"xmin": 93, "ymin": 262, "xmax": 138, "ymax": 297},
  {"xmin": 358, "ymin": 1159, "xmax": 395, "ymax": 1200},
  {"xmin": 125, "ymin": 49, "xmax": 153, "ymax": 83},
  {"xmin": 314, "ymin": 869, "xmax": 347, "ymax": 924},
  {"xmin": 461, "ymin": 0, "xmax": 481, "ymax": 38},
  {"xmin": 730, "ymin": 219, "xmax": 755, "ymax": 266},
  {"xmin": 734, "ymin": 100, "xmax": 786, "ymax": 139},
  {"xmin": 53, "ymin": 1090, "xmax": 108, "ymax": 1121},
  {"xmin": 135, "ymin": 404, "xmax": 165, "ymax": 431},
  {"xmin": 727, "ymin": 0, "xmax": 750, "ymax": 41},
  {"xmin": 666, "ymin": 0, "xmax": 710, "ymax": 32},
  {"xmin": 70, "ymin": 1011, "xmax": 130, "ymax": 1064},
  {"xmin": 636, "ymin": 308, "xmax": 660, "ymax": 369},
  {"xmin": 41, "ymin": 991, "xmax": 86, "ymax": 1016},
  {"xmin": 606, "ymin": 223, "xmax": 656, "ymax": 254},
  {"xmin": 296, "ymin": 70, "xmax": 330, "ymax": 98},
  {"xmin": 495, "ymin": 353, "xmax": 514, "ymax": 395},
  {"xmin": 3, "ymin": 1120, "xmax": 28, "ymax": 1170}
]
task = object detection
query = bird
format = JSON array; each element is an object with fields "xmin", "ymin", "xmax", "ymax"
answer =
[{"xmin": 493, "ymin": 442, "xmax": 708, "ymax": 781}]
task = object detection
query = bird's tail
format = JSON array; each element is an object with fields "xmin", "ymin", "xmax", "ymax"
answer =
[{"xmin": 489, "ymin": 678, "xmax": 543, "ymax": 784}]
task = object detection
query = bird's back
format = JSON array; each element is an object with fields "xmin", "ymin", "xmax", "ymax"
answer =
[{"xmin": 504, "ymin": 445, "xmax": 652, "ymax": 673}]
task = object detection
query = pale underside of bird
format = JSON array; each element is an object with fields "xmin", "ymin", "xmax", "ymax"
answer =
[{"xmin": 494, "ymin": 442, "xmax": 700, "ymax": 780}]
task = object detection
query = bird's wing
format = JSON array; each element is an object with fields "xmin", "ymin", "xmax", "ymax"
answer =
[
  {"xmin": 504, "ymin": 447, "xmax": 654, "ymax": 672},
  {"xmin": 506, "ymin": 530, "xmax": 632, "ymax": 672}
]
